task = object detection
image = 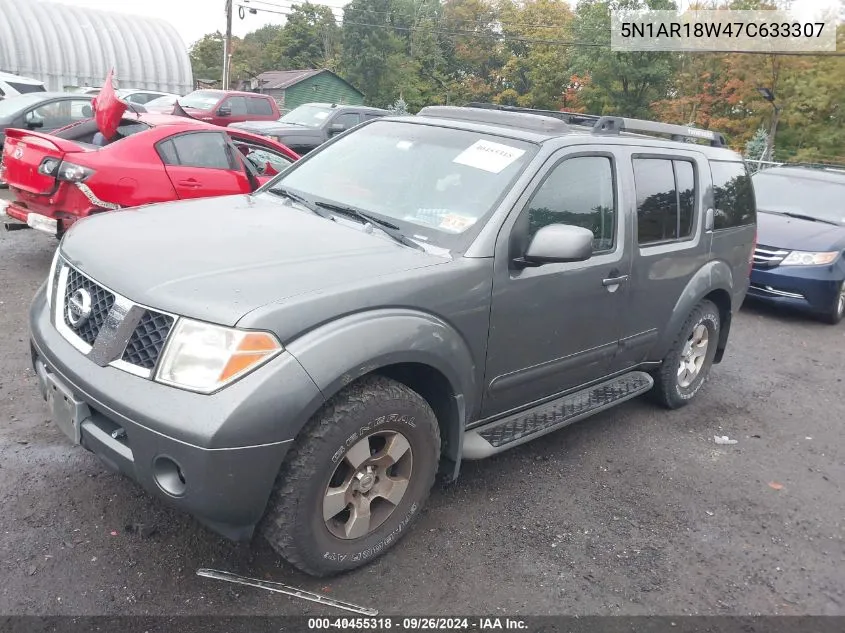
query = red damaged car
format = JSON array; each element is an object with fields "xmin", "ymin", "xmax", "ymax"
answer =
[{"xmin": 1, "ymin": 99, "xmax": 299, "ymax": 237}]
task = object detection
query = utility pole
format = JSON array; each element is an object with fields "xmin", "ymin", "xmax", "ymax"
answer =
[{"xmin": 223, "ymin": 0, "xmax": 233, "ymax": 89}]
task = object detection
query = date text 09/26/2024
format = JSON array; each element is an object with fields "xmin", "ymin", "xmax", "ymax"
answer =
[{"xmin": 307, "ymin": 617, "xmax": 528, "ymax": 630}]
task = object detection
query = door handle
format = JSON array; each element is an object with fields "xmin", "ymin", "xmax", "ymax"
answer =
[
  {"xmin": 602, "ymin": 275, "xmax": 629, "ymax": 286},
  {"xmin": 177, "ymin": 179, "xmax": 201, "ymax": 188}
]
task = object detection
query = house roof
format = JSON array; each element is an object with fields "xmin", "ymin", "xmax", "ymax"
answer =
[
  {"xmin": 255, "ymin": 69, "xmax": 364, "ymax": 96},
  {"xmin": 256, "ymin": 69, "xmax": 323, "ymax": 90}
]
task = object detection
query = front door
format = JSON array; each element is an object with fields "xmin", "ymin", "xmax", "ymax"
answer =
[
  {"xmin": 482, "ymin": 149, "xmax": 631, "ymax": 419},
  {"xmin": 157, "ymin": 131, "xmax": 252, "ymax": 199}
]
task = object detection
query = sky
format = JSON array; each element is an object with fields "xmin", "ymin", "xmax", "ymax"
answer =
[{"xmin": 49, "ymin": 0, "xmax": 841, "ymax": 50}]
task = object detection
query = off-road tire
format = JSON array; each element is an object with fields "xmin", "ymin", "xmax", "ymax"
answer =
[
  {"xmin": 651, "ymin": 300, "xmax": 720, "ymax": 410},
  {"xmin": 261, "ymin": 375, "xmax": 441, "ymax": 577},
  {"xmin": 820, "ymin": 281, "xmax": 845, "ymax": 325}
]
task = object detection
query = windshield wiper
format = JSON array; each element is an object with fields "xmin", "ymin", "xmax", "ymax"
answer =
[
  {"xmin": 780, "ymin": 211, "xmax": 839, "ymax": 226},
  {"xmin": 315, "ymin": 201, "xmax": 423, "ymax": 251},
  {"xmin": 269, "ymin": 186, "xmax": 334, "ymax": 220}
]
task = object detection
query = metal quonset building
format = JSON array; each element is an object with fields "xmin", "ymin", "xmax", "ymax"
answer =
[{"xmin": 0, "ymin": 0, "xmax": 193, "ymax": 94}]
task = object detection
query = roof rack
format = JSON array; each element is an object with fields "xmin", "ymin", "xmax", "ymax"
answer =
[
  {"xmin": 417, "ymin": 105, "xmax": 570, "ymax": 134},
  {"xmin": 464, "ymin": 102, "xmax": 727, "ymax": 148}
]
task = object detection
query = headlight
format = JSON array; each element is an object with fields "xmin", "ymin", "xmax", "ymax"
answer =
[
  {"xmin": 155, "ymin": 319, "xmax": 282, "ymax": 393},
  {"xmin": 780, "ymin": 250, "xmax": 840, "ymax": 266},
  {"xmin": 45, "ymin": 248, "xmax": 61, "ymax": 309}
]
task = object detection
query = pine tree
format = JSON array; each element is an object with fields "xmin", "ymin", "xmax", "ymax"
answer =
[
  {"xmin": 744, "ymin": 126, "xmax": 770, "ymax": 173},
  {"xmin": 388, "ymin": 96, "xmax": 410, "ymax": 115}
]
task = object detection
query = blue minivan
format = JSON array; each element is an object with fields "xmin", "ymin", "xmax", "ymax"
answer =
[{"xmin": 748, "ymin": 165, "xmax": 845, "ymax": 324}]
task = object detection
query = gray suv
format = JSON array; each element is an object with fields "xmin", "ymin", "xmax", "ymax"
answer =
[{"xmin": 29, "ymin": 104, "xmax": 756, "ymax": 576}]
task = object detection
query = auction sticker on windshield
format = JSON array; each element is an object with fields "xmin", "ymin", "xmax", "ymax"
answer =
[
  {"xmin": 438, "ymin": 213, "xmax": 477, "ymax": 233},
  {"xmin": 453, "ymin": 140, "xmax": 526, "ymax": 174}
]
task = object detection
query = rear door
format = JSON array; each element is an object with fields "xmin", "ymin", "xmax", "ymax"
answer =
[
  {"xmin": 22, "ymin": 97, "xmax": 93, "ymax": 133},
  {"xmin": 247, "ymin": 96, "xmax": 275, "ymax": 121},
  {"xmin": 613, "ymin": 147, "xmax": 710, "ymax": 370},
  {"xmin": 157, "ymin": 131, "xmax": 252, "ymax": 199}
]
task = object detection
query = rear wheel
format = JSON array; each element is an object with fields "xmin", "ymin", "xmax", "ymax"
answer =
[
  {"xmin": 821, "ymin": 281, "xmax": 845, "ymax": 325},
  {"xmin": 261, "ymin": 376, "xmax": 441, "ymax": 577},
  {"xmin": 651, "ymin": 300, "xmax": 720, "ymax": 409}
]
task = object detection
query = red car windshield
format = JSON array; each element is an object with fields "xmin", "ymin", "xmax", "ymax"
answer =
[{"xmin": 178, "ymin": 91, "xmax": 221, "ymax": 110}]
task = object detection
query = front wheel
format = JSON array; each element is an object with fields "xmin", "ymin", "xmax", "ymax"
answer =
[
  {"xmin": 821, "ymin": 281, "xmax": 845, "ymax": 325},
  {"xmin": 651, "ymin": 300, "xmax": 721, "ymax": 409},
  {"xmin": 261, "ymin": 376, "xmax": 441, "ymax": 577}
]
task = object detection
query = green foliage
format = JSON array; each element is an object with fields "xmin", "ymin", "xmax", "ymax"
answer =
[
  {"xmin": 744, "ymin": 127, "xmax": 769, "ymax": 171},
  {"xmin": 188, "ymin": 0, "xmax": 843, "ymax": 163}
]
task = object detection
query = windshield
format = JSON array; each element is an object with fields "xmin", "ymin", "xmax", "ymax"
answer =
[
  {"xmin": 0, "ymin": 93, "xmax": 48, "ymax": 117},
  {"xmin": 179, "ymin": 91, "xmax": 222, "ymax": 110},
  {"xmin": 753, "ymin": 170, "xmax": 845, "ymax": 225},
  {"xmin": 264, "ymin": 120, "xmax": 536, "ymax": 247},
  {"xmin": 278, "ymin": 104, "xmax": 334, "ymax": 127}
]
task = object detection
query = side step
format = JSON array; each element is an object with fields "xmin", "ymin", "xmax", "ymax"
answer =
[{"xmin": 462, "ymin": 371, "xmax": 653, "ymax": 459}]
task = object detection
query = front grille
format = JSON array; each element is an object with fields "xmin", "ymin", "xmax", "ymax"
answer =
[
  {"xmin": 121, "ymin": 310, "xmax": 175, "ymax": 370},
  {"xmin": 752, "ymin": 245, "xmax": 790, "ymax": 269},
  {"xmin": 63, "ymin": 267, "xmax": 115, "ymax": 345},
  {"xmin": 55, "ymin": 259, "xmax": 178, "ymax": 378}
]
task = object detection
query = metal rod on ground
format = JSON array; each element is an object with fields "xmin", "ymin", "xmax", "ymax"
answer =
[{"xmin": 196, "ymin": 568, "xmax": 379, "ymax": 616}]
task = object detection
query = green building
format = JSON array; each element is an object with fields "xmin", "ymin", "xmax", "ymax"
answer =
[{"xmin": 250, "ymin": 69, "xmax": 364, "ymax": 112}]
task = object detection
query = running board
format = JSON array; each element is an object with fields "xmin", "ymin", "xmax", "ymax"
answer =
[{"xmin": 462, "ymin": 371, "xmax": 653, "ymax": 459}]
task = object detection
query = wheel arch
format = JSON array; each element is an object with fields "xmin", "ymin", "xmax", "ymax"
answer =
[
  {"xmin": 284, "ymin": 309, "xmax": 477, "ymax": 480},
  {"xmin": 652, "ymin": 260, "xmax": 735, "ymax": 363}
]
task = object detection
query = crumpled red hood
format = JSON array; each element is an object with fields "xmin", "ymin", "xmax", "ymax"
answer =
[{"xmin": 91, "ymin": 69, "xmax": 127, "ymax": 139}]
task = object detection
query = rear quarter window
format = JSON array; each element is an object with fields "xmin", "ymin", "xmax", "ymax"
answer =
[
  {"xmin": 710, "ymin": 160, "xmax": 756, "ymax": 229},
  {"xmin": 247, "ymin": 97, "xmax": 274, "ymax": 116}
]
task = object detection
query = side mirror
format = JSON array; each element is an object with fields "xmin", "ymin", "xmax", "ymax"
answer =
[
  {"xmin": 516, "ymin": 224, "xmax": 594, "ymax": 267},
  {"xmin": 329, "ymin": 122, "xmax": 346, "ymax": 134},
  {"xmin": 26, "ymin": 119, "xmax": 44, "ymax": 129},
  {"xmin": 217, "ymin": 107, "xmax": 232, "ymax": 117}
]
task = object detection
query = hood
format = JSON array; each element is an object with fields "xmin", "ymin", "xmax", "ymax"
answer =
[
  {"xmin": 59, "ymin": 194, "xmax": 445, "ymax": 326},
  {"xmin": 756, "ymin": 210, "xmax": 845, "ymax": 252},
  {"xmin": 230, "ymin": 121, "xmax": 318, "ymax": 135}
]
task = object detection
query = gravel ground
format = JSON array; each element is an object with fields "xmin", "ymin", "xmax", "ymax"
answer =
[{"xmin": 1, "ymin": 191, "xmax": 843, "ymax": 617}]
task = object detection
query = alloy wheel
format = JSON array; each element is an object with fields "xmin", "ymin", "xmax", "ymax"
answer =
[
  {"xmin": 677, "ymin": 324, "xmax": 709, "ymax": 388},
  {"xmin": 323, "ymin": 430, "xmax": 414, "ymax": 540}
]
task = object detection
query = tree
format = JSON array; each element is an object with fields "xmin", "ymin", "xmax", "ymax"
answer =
[
  {"xmin": 744, "ymin": 126, "xmax": 769, "ymax": 172},
  {"xmin": 388, "ymin": 96, "xmax": 410, "ymax": 114},
  {"xmin": 265, "ymin": 3, "xmax": 341, "ymax": 70},
  {"xmin": 569, "ymin": 0, "xmax": 678, "ymax": 117},
  {"xmin": 190, "ymin": 32, "xmax": 224, "ymax": 85}
]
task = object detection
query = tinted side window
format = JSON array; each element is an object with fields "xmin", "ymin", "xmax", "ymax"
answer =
[
  {"xmin": 247, "ymin": 97, "xmax": 273, "ymax": 115},
  {"xmin": 333, "ymin": 112, "xmax": 360, "ymax": 128},
  {"xmin": 226, "ymin": 96, "xmax": 248, "ymax": 116},
  {"xmin": 634, "ymin": 158, "xmax": 697, "ymax": 245},
  {"xmin": 158, "ymin": 133, "xmax": 233, "ymax": 170},
  {"xmin": 526, "ymin": 156, "xmax": 616, "ymax": 252},
  {"xmin": 363, "ymin": 113, "xmax": 385, "ymax": 121},
  {"xmin": 711, "ymin": 160, "xmax": 755, "ymax": 229}
]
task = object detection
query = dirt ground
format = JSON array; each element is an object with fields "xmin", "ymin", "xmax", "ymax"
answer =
[{"xmin": 1, "ymin": 192, "xmax": 843, "ymax": 617}]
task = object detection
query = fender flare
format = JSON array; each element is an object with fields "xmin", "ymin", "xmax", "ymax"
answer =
[
  {"xmin": 652, "ymin": 259, "xmax": 735, "ymax": 362},
  {"xmin": 284, "ymin": 309, "xmax": 478, "ymax": 474}
]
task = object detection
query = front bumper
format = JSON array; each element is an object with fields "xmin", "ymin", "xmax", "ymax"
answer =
[
  {"xmin": 30, "ymin": 287, "xmax": 324, "ymax": 540},
  {"xmin": 748, "ymin": 264, "xmax": 843, "ymax": 315}
]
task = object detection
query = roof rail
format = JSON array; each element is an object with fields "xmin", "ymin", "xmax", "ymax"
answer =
[
  {"xmin": 418, "ymin": 105, "xmax": 570, "ymax": 134},
  {"xmin": 465, "ymin": 102, "xmax": 727, "ymax": 148},
  {"xmin": 593, "ymin": 116, "xmax": 727, "ymax": 147},
  {"xmin": 465, "ymin": 102, "xmax": 601, "ymax": 127}
]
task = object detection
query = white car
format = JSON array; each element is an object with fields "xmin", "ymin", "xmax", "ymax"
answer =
[
  {"xmin": 0, "ymin": 71, "xmax": 46, "ymax": 99},
  {"xmin": 116, "ymin": 89, "xmax": 182, "ymax": 106}
]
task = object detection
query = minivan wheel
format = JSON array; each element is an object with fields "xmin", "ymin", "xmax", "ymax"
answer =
[
  {"xmin": 261, "ymin": 376, "xmax": 441, "ymax": 577},
  {"xmin": 821, "ymin": 282, "xmax": 845, "ymax": 325},
  {"xmin": 651, "ymin": 300, "xmax": 720, "ymax": 410}
]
